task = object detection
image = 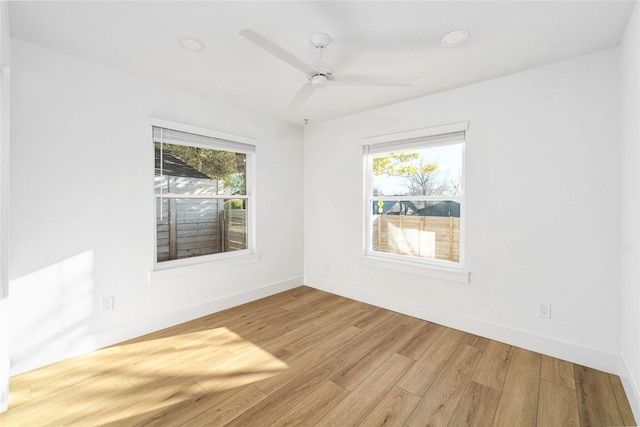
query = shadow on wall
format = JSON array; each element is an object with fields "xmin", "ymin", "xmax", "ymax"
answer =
[{"xmin": 8, "ymin": 250, "xmax": 96, "ymax": 375}]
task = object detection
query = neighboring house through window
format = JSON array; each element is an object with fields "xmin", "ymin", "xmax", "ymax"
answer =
[
  {"xmin": 364, "ymin": 122, "xmax": 467, "ymax": 269},
  {"xmin": 153, "ymin": 122, "xmax": 256, "ymax": 267}
]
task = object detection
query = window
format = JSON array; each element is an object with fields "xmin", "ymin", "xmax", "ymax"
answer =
[
  {"xmin": 364, "ymin": 123, "xmax": 466, "ymax": 269},
  {"xmin": 153, "ymin": 124, "xmax": 255, "ymax": 266}
]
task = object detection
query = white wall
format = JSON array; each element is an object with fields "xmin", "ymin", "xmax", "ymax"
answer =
[
  {"xmin": 620, "ymin": 2, "xmax": 640, "ymax": 420},
  {"xmin": 8, "ymin": 39, "xmax": 304, "ymax": 375},
  {"xmin": 305, "ymin": 48, "xmax": 622, "ymax": 373},
  {"xmin": 0, "ymin": 0, "xmax": 10, "ymax": 413}
]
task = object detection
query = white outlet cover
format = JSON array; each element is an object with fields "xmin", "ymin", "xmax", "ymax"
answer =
[
  {"xmin": 101, "ymin": 296, "xmax": 114, "ymax": 312},
  {"xmin": 538, "ymin": 302, "xmax": 551, "ymax": 319}
]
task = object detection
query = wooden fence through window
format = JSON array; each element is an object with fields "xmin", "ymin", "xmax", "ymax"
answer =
[
  {"xmin": 157, "ymin": 199, "xmax": 246, "ymax": 262},
  {"xmin": 372, "ymin": 215, "xmax": 460, "ymax": 262}
]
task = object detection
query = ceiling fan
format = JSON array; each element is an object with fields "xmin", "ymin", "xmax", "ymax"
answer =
[{"xmin": 239, "ymin": 29, "xmax": 418, "ymax": 111}]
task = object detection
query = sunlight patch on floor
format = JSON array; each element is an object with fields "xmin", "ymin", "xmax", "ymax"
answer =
[{"xmin": 3, "ymin": 327, "xmax": 289, "ymax": 425}]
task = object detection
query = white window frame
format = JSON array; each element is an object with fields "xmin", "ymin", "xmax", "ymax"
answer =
[
  {"xmin": 362, "ymin": 122, "xmax": 469, "ymax": 281},
  {"xmin": 150, "ymin": 118, "xmax": 257, "ymax": 271}
]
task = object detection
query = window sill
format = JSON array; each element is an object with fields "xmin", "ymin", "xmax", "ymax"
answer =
[
  {"xmin": 148, "ymin": 253, "xmax": 260, "ymax": 283},
  {"xmin": 361, "ymin": 254, "xmax": 470, "ymax": 284}
]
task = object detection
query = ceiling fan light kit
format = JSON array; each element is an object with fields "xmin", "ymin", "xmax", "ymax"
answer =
[
  {"xmin": 239, "ymin": 29, "xmax": 418, "ymax": 111},
  {"xmin": 310, "ymin": 74, "xmax": 328, "ymax": 87}
]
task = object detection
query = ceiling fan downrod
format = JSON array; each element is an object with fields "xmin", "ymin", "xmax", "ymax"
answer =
[{"xmin": 310, "ymin": 32, "xmax": 332, "ymax": 85}]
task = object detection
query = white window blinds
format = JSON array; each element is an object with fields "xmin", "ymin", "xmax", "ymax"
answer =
[
  {"xmin": 364, "ymin": 130, "xmax": 465, "ymax": 154},
  {"xmin": 152, "ymin": 126, "xmax": 256, "ymax": 154},
  {"xmin": 363, "ymin": 121, "xmax": 468, "ymax": 154}
]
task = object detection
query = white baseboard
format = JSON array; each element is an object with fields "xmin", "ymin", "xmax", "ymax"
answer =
[
  {"xmin": 304, "ymin": 275, "xmax": 621, "ymax": 375},
  {"xmin": 619, "ymin": 355, "xmax": 640, "ymax": 423},
  {"xmin": 10, "ymin": 276, "xmax": 303, "ymax": 376}
]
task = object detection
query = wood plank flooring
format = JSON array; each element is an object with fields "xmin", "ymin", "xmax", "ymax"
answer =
[{"xmin": 1, "ymin": 286, "xmax": 636, "ymax": 426}]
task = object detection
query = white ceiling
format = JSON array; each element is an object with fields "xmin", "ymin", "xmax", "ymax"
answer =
[{"xmin": 8, "ymin": 1, "xmax": 636, "ymax": 126}]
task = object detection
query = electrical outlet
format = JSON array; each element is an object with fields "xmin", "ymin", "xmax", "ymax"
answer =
[
  {"xmin": 101, "ymin": 296, "xmax": 114, "ymax": 312},
  {"xmin": 538, "ymin": 302, "xmax": 551, "ymax": 319}
]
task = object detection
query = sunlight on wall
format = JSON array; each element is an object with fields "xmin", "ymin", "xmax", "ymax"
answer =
[{"xmin": 9, "ymin": 251, "xmax": 95, "ymax": 373}]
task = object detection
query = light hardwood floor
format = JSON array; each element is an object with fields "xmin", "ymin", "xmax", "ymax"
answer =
[{"xmin": 1, "ymin": 286, "xmax": 636, "ymax": 426}]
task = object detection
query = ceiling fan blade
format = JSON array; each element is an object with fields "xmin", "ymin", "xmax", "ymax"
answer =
[
  {"xmin": 239, "ymin": 29, "xmax": 314, "ymax": 76},
  {"xmin": 330, "ymin": 74, "xmax": 418, "ymax": 87},
  {"xmin": 287, "ymin": 84, "xmax": 316, "ymax": 111}
]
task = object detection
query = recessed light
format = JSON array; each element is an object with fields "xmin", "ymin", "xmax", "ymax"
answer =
[
  {"xmin": 441, "ymin": 29, "xmax": 470, "ymax": 47},
  {"xmin": 178, "ymin": 37, "xmax": 205, "ymax": 52}
]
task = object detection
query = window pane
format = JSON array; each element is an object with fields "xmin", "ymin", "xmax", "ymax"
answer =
[
  {"xmin": 371, "ymin": 200, "xmax": 460, "ymax": 262},
  {"xmin": 155, "ymin": 143, "xmax": 247, "ymax": 196},
  {"xmin": 372, "ymin": 144, "xmax": 462, "ymax": 197},
  {"xmin": 156, "ymin": 197, "xmax": 247, "ymax": 262}
]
